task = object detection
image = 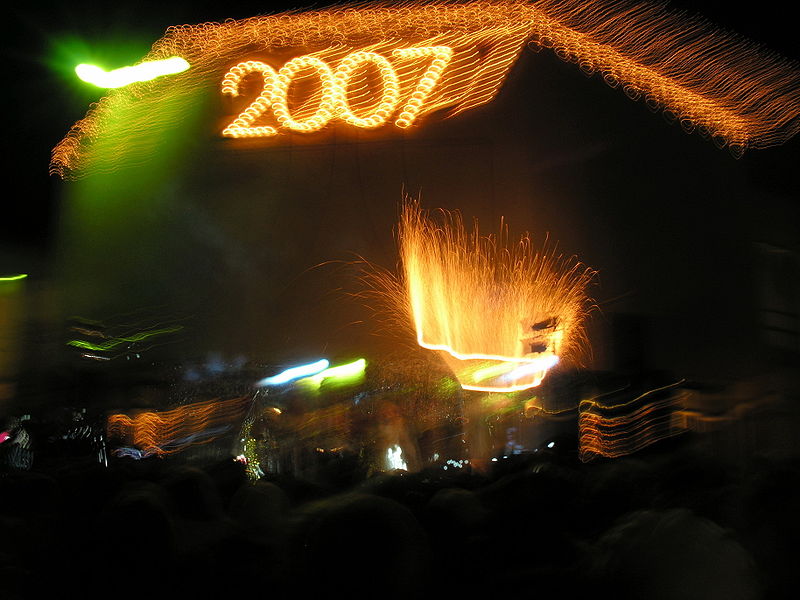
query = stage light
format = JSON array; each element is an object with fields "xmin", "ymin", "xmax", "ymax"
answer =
[{"xmin": 0, "ymin": 274, "xmax": 27, "ymax": 282}]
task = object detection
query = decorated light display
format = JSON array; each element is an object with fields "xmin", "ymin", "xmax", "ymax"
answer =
[{"xmin": 51, "ymin": 0, "xmax": 800, "ymax": 178}]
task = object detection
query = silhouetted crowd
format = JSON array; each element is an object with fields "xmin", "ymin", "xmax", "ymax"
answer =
[{"xmin": 1, "ymin": 433, "xmax": 798, "ymax": 600}]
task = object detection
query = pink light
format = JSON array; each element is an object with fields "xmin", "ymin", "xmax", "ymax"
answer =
[{"xmin": 0, "ymin": 431, "xmax": 10, "ymax": 444}]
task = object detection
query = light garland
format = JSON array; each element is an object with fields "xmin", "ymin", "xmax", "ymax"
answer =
[{"xmin": 52, "ymin": 1, "xmax": 800, "ymax": 178}]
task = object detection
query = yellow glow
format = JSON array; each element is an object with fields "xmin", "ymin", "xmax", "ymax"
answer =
[
  {"xmin": 53, "ymin": 1, "xmax": 800, "ymax": 177},
  {"xmin": 397, "ymin": 200, "xmax": 593, "ymax": 392}
]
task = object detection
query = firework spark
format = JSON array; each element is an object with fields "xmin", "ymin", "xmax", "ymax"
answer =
[{"xmin": 396, "ymin": 200, "xmax": 594, "ymax": 392}]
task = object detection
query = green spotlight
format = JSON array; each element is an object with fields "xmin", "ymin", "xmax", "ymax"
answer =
[{"xmin": 75, "ymin": 56, "xmax": 189, "ymax": 88}]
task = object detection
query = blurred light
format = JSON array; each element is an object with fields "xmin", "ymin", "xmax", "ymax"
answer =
[
  {"xmin": 67, "ymin": 326, "xmax": 183, "ymax": 352},
  {"xmin": 0, "ymin": 431, "xmax": 9, "ymax": 444},
  {"xmin": 304, "ymin": 358, "xmax": 367, "ymax": 386},
  {"xmin": 501, "ymin": 355, "xmax": 560, "ymax": 381},
  {"xmin": 257, "ymin": 359, "xmax": 329, "ymax": 386},
  {"xmin": 107, "ymin": 395, "xmax": 251, "ymax": 456},
  {"xmin": 386, "ymin": 444, "xmax": 408, "ymax": 470},
  {"xmin": 579, "ymin": 380, "xmax": 688, "ymax": 461},
  {"xmin": 472, "ymin": 361, "xmax": 518, "ymax": 382},
  {"xmin": 75, "ymin": 56, "xmax": 189, "ymax": 88},
  {"xmin": 547, "ymin": 441, "xmax": 555, "ymax": 448},
  {"xmin": 0, "ymin": 274, "xmax": 27, "ymax": 282},
  {"xmin": 81, "ymin": 353, "xmax": 111, "ymax": 361}
]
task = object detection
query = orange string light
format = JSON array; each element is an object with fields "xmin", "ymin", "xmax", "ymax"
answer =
[{"xmin": 52, "ymin": 1, "xmax": 800, "ymax": 178}]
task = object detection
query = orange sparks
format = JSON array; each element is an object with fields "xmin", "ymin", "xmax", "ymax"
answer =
[
  {"xmin": 51, "ymin": 1, "xmax": 800, "ymax": 178},
  {"xmin": 107, "ymin": 395, "xmax": 251, "ymax": 456},
  {"xmin": 397, "ymin": 200, "xmax": 594, "ymax": 392}
]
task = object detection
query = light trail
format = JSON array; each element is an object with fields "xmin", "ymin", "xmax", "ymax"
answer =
[
  {"xmin": 52, "ymin": 0, "xmax": 800, "ymax": 178},
  {"xmin": 257, "ymin": 359, "xmax": 330, "ymax": 386},
  {"xmin": 302, "ymin": 358, "xmax": 367, "ymax": 387},
  {"xmin": 75, "ymin": 57, "xmax": 190, "ymax": 88}
]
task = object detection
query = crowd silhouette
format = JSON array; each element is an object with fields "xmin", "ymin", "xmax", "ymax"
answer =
[{"xmin": 2, "ymin": 429, "xmax": 798, "ymax": 600}]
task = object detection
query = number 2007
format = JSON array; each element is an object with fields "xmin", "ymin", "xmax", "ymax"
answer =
[{"xmin": 221, "ymin": 46, "xmax": 454, "ymax": 138}]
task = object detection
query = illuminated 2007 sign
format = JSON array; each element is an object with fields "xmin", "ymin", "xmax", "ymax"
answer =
[
  {"xmin": 51, "ymin": 1, "xmax": 800, "ymax": 178},
  {"xmin": 217, "ymin": 23, "xmax": 532, "ymax": 140},
  {"xmin": 221, "ymin": 46, "xmax": 454, "ymax": 137}
]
